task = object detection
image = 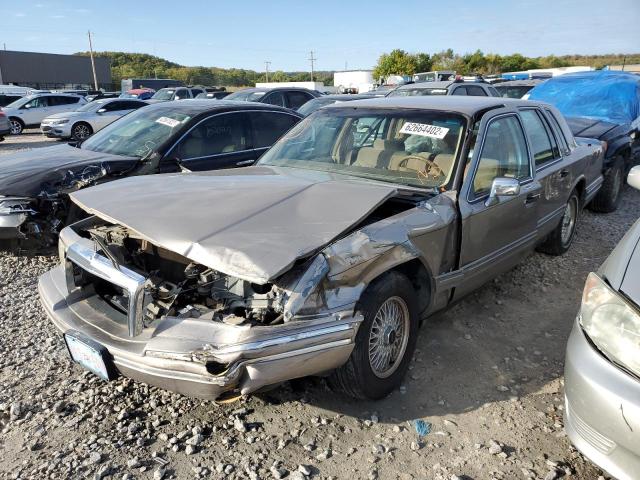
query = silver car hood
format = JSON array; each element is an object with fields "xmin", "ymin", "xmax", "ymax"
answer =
[
  {"xmin": 70, "ymin": 166, "xmax": 398, "ymax": 284},
  {"xmin": 599, "ymin": 218, "xmax": 640, "ymax": 306}
]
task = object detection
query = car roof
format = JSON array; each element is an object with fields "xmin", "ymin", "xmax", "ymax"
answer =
[
  {"xmin": 313, "ymin": 94, "xmax": 372, "ymax": 101},
  {"xmin": 141, "ymin": 99, "xmax": 302, "ymax": 115},
  {"xmin": 496, "ymin": 80, "xmax": 542, "ymax": 87},
  {"xmin": 236, "ymin": 87, "xmax": 317, "ymax": 93},
  {"xmin": 395, "ymin": 81, "xmax": 455, "ymax": 90},
  {"xmin": 324, "ymin": 95, "xmax": 544, "ymax": 115}
]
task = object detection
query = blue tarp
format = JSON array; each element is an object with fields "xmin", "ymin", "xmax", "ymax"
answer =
[{"xmin": 527, "ymin": 71, "xmax": 640, "ymax": 124}]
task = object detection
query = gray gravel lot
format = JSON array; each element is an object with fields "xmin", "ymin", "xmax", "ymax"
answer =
[{"xmin": 1, "ymin": 131, "xmax": 637, "ymax": 479}]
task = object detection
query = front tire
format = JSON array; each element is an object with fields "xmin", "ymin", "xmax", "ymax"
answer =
[
  {"xmin": 329, "ymin": 271, "xmax": 419, "ymax": 399},
  {"xmin": 71, "ymin": 122, "xmax": 93, "ymax": 140},
  {"xmin": 537, "ymin": 191, "xmax": 579, "ymax": 256},
  {"xmin": 590, "ymin": 157, "xmax": 623, "ymax": 213},
  {"xmin": 9, "ymin": 117, "xmax": 23, "ymax": 135}
]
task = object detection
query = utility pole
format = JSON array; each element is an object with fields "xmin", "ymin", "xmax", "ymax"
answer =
[
  {"xmin": 87, "ymin": 30, "xmax": 99, "ymax": 91},
  {"xmin": 264, "ymin": 61, "xmax": 271, "ymax": 82},
  {"xmin": 309, "ymin": 51, "xmax": 316, "ymax": 82}
]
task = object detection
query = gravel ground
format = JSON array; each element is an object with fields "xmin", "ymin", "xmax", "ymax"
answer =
[{"xmin": 1, "ymin": 132, "xmax": 638, "ymax": 480}]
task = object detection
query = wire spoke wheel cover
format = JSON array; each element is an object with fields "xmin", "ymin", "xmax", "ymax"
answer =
[
  {"xmin": 368, "ymin": 296, "xmax": 410, "ymax": 378},
  {"xmin": 561, "ymin": 196, "xmax": 577, "ymax": 246}
]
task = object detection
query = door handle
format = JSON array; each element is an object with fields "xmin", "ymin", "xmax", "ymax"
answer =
[
  {"xmin": 525, "ymin": 193, "xmax": 540, "ymax": 204},
  {"xmin": 559, "ymin": 169, "xmax": 570, "ymax": 178},
  {"xmin": 236, "ymin": 159, "xmax": 254, "ymax": 166}
]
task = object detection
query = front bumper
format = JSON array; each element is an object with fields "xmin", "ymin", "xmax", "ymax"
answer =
[
  {"xmin": 564, "ymin": 320, "xmax": 640, "ymax": 480},
  {"xmin": 41, "ymin": 123, "xmax": 71, "ymax": 138},
  {"xmin": 39, "ymin": 264, "xmax": 361, "ymax": 399}
]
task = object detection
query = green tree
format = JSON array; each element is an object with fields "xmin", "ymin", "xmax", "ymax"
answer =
[{"xmin": 373, "ymin": 49, "xmax": 418, "ymax": 80}]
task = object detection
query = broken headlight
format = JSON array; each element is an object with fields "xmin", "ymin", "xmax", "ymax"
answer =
[{"xmin": 579, "ymin": 272, "xmax": 640, "ymax": 378}]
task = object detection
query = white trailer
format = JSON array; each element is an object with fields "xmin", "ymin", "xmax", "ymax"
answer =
[{"xmin": 333, "ymin": 71, "xmax": 375, "ymax": 93}]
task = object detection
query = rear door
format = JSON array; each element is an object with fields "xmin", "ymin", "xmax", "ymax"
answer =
[
  {"xmin": 51, "ymin": 95, "xmax": 82, "ymax": 114},
  {"xmin": 455, "ymin": 109, "xmax": 540, "ymax": 299},
  {"xmin": 168, "ymin": 111, "xmax": 256, "ymax": 171},
  {"xmin": 248, "ymin": 110, "xmax": 301, "ymax": 160},
  {"xmin": 518, "ymin": 107, "xmax": 570, "ymax": 240}
]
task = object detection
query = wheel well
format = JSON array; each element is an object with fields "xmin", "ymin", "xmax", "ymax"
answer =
[
  {"xmin": 390, "ymin": 258, "xmax": 432, "ymax": 315},
  {"xmin": 9, "ymin": 116, "xmax": 24, "ymax": 125},
  {"xmin": 73, "ymin": 121, "xmax": 92, "ymax": 130}
]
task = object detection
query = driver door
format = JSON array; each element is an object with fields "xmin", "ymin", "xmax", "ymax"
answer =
[{"xmin": 454, "ymin": 109, "xmax": 540, "ymax": 299}]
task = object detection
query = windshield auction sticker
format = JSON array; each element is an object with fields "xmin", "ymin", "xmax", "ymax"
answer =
[
  {"xmin": 156, "ymin": 116, "xmax": 182, "ymax": 128},
  {"xmin": 400, "ymin": 122, "xmax": 449, "ymax": 139}
]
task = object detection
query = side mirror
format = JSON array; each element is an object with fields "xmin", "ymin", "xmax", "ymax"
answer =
[
  {"xmin": 628, "ymin": 165, "xmax": 640, "ymax": 191},
  {"xmin": 22, "ymin": 104, "xmax": 31, "ymax": 109},
  {"xmin": 97, "ymin": 108, "xmax": 106, "ymax": 113},
  {"xmin": 486, "ymin": 177, "xmax": 520, "ymax": 207}
]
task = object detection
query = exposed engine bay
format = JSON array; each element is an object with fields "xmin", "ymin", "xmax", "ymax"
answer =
[{"xmin": 79, "ymin": 223, "xmax": 287, "ymax": 328}]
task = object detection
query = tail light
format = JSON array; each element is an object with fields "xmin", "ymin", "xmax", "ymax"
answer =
[{"xmin": 0, "ymin": 109, "xmax": 5, "ymax": 117}]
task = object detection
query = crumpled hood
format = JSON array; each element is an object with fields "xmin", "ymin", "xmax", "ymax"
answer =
[
  {"xmin": 71, "ymin": 166, "xmax": 398, "ymax": 284},
  {"xmin": 565, "ymin": 116, "xmax": 620, "ymax": 140},
  {"xmin": 0, "ymin": 144, "xmax": 139, "ymax": 197}
]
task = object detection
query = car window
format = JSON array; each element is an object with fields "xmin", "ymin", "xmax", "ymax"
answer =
[
  {"xmin": 102, "ymin": 101, "xmax": 124, "ymax": 112},
  {"xmin": 52, "ymin": 96, "xmax": 81, "ymax": 105},
  {"xmin": 262, "ymin": 91, "xmax": 286, "ymax": 107},
  {"xmin": 190, "ymin": 89, "xmax": 204, "ymax": 97},
  {"xmin": 451, "ymin": 86, "xmax": 467, "ymax": 96},
  {"xmin": 473, "ymin": 115, "xmax": 530, "ymax": 196},
  {"xmin": 250, "ymin": 111, "xmax": 300, "ymax": 148},
  {"xmin": 176, "ymin": 113, "xmax": 248, "ymax": 159},
  {"xmin": 519, "ymin": 109, "xmax": 558, "ymax": 166},
  {"xmin": 488, "ymin": 87, "xmax": 500, "ymax": 97},
  {"xmin": 287, "ymin": 91, "xmax": 313, "ymax": 110},
  {"xmin": 174, "ymin": 89, "xmax": 189, "ymax": 100},
  {"xmin": 466, "ymin": 85, "xmax": 488, "ymax": 96},
  {"xmin": 544, "ymin": 109, "xmax": 570, "ymax": 154},
  {"xmin": 24, "ymin": 96, "xmax": 50, "ymax": 108}
]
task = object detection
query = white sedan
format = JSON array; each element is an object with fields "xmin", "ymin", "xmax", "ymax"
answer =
[{"xmin": 41, "ymin": 98, "xmax": 148, "ymax": 140}]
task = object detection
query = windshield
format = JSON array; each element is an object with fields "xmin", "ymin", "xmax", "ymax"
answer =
[
  {"xmin": 225, "ymin": 90, "xmax": 266, "ymax": 102},
  {"xmin": 258, "ymin": 109, "xmax": 466, "ymax": 189},
  {"xmin": 81, "ymin": 106, "xmax": 191, "ymax": 158},
  {"xmin": 5, "ymin": 96, "xmax": 31, "ymax": 109},
  {"xmin": 388, "ymin": 88, "xmax": 448, "ymax": 97},
  {"xmin": 152, "ymin": 89, "xmax": 175, "ymax": 100}
]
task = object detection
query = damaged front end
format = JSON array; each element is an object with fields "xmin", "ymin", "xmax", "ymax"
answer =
[
  {"xmin": 39, "ymin": 216, "xmax": 362, "ymax": 399},
  {"xmin": 0, "ymin": 165, "xmax": 108, "ymax": 251}
]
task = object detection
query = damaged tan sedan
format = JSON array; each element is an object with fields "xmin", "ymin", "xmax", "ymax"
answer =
[{"xmin": 39, "ymin": 96, "xmax": 604, "ymax": 400}]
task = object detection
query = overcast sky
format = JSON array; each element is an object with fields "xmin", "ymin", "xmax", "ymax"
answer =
[{"xmin": 3, "ymin": 0, "xmax": 639, "ymax": 72}]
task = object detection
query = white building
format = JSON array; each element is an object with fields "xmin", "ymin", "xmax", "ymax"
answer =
[{"xmin": 333, "ymin": 70, "xmax": 375, "ymax": 93}]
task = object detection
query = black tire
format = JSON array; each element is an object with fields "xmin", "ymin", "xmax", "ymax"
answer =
[
  {"xmin": 537, "ymin": 191, "xmax": 580, "ymax": 256},
  {"xmin": 9, "ymin": 117, "xmax": 24, "ymax": 135},
  {"xmin": 590, "ymin": 157, "xmax": 624, "ymax": 213},
  {"xmin": 71, "ymin": 122, "xmax": 93, "ymax": 140},
  {"xmin": 328, "ymin": 271, "xmax": 419, "ymax": 400}
]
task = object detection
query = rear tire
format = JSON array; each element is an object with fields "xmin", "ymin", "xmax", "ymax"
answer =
[
  {"xmin": 537, "ymin": 191, "xmax": 579, "ymax": 256},
  {"xmin": 71, "ymin": 122, "xmax": 93, "ymax": 140},
  {"xmin": 328, "ymin": 271, "xmax": 419, "ymax": 399},
  {"xmin": 590, "ymin": 157, "xmax": 623, "ymax": 213},
  {"xmin": 9, "ymin": 117, "xmax": 23, "ymax": 135}
]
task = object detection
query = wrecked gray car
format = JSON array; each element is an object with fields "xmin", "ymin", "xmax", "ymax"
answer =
[{"xmin": 39, "ymin": 96, "xmax": 604, "ymax": 400}]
